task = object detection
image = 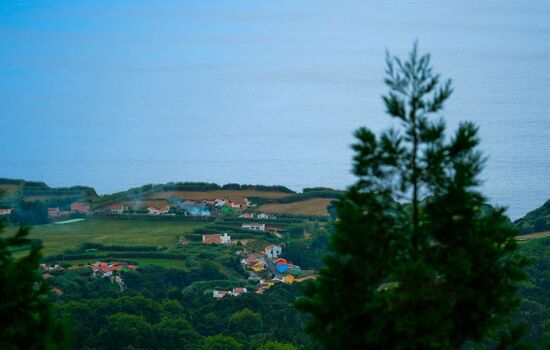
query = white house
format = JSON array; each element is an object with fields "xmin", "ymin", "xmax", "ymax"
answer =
[
  {"xmin": 221, "ymin": 232, "xmax": 231, "ymax": 245},
  {"xmin": 0, "ymin": 208, "xmax": 13, "ymax": 216},
  {"xmin": 214, "ymin": 198, "xmax": 228, "ymax": 207},
  {"xmin": 213, "ymin": 288, "xmax": 247, "ymax": 298},
  {"xmin": 109, "ymin": 204, "xmax": 128, "ymax": 214},
  {"xmin": 264, "ymin": 244, "xmax": 282, "ymax": 259},
  {"xmin": 257, "ymin": 213, "xmax": 269, "ymax": 219},
  {"xmin": 239, "ymin": 212, "xmax": 254, "ymax": 219},
  {"xmin": 213, "ymin": 290, "xmax": 230, "ymax": 298},
  {"xmin": 242, "ymin": 223, "xmax": 266, "ymax": 231},
  {"xmin": 147, "ymin": 206, "xmax": 170, "ymax": 215}
]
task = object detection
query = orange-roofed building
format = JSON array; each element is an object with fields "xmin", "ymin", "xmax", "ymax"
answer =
[
  {"xmin": 147, "ymin": 206, "xmax": 170, "ymax": 215},
  {"xmin": 71, "ymin": 202, "xmax": 90, "ymax": 214},
  {"xmin": 202, "ymin": 234, "xmax": 222, "ymax": 245}
]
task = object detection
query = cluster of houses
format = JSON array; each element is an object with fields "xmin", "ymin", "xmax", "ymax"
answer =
[
  {"xmin": 38, "ymin": 261, "xmax": 139, "ymax": 295},
  {"xmin": 205, "ymin": 242, "xmax": 309, "ymax": 298},
  {"xmin": 238, "ymin": 212, "xmax": 271, "ymax": 219},
  {"xmin": 46, "ymin": 201, "xmax": 91, "ymax": 218},
  {"xmin": 237, "ymin": 243, "xmax": 304, "ymax": 295},
  {"xmin": 0, "ymin": 201, "xmax": 92, "ymax": 220},
  {"xmin": 27, "ymin": 196, "xmax": 278, "ymax": 221},
  {"xmin": 142, "ymin": 198, "xmax": 251, "ymax": 217},
  {"xmin": 39, "ymin": 261, "xmax": 138, "ymax": 277},
  {"xmin": 212, "ymin": 287, "xmax": 248, "ymax": 298},
  {"xmin": 39, "ymin": 263, "xmax": 66, "ymax": 272},
  {"xmin": 90, "ymin": 261, "xmax": 138, "ymax": 277}
]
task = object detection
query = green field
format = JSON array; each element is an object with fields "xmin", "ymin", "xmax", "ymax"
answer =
[{"xmin": 6, "ymin": 218, "xmax": 207, "ymax": 256}]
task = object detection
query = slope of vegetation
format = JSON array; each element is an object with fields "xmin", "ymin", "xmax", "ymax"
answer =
[{"xmin": 514, "ymin": 199, "xmax": 550, "ymax": 234}]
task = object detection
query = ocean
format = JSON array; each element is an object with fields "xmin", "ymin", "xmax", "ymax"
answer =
[{"xmin": 1, "ymin": 0, "xmax": 549, "ymax": 219}]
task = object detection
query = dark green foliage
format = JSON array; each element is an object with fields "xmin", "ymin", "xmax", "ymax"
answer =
[
  {"xmin": 57, "ymin": 268, "xmax": 310, "ymax": 349},
  {"xmin": 296, "ymin": 42, "xmax": 528, "ymax": 349},
  {"xmin": 0, "ymin": 222, "xmax": 68, "ymax": 349},
  {"xmin": 259, "ymin": 341, "xmax": 298, "ymax": 350},
  {"xmin": 60, "ymin": 296, "xmax": 202, "ymax": 350},
  {"xmin": 200, "ymin": 260, "xmax": 228, "ymax": 280},
  {"xmin": 12, "ymin": 200, "xmax": 49, "ymax": 225},
  {"xmin": 204, "ymin": 335, "xmax": 243, "ymax": 350},
  {"xmin": 515, "ymin": 237, "xmax": 550, "ymax": 347},
  {"xmin": 222, "ymin": 183, "xmax": 294, "ymax": 193},
  {"xmin": 228, "ymin": 308, "xmax": 263, "ymax": 335},
  {"xmin": 514, "ymin": 199, "xmax": 550, "ymax": 234},
  {"xmin": 283, "ymin": 236, "xmax": 329, "ymax": 270}
]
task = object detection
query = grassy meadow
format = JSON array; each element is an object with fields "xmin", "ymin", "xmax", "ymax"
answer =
[{"xmin": 6, "ymin": 218, "xmax": 207, "ymax": 256}]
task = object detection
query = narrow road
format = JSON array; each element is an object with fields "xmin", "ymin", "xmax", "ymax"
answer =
[{"xmin": 516, "ymin": 231, "xmax": 550, "ymax": 241}]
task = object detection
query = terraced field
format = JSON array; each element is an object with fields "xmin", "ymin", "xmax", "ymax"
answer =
[{"xmin": 258, "ymin": 198, "xmax": 332, "ymax": 216}]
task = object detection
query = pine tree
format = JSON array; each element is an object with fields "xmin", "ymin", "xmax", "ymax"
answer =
[
  {"xmin": 296, "ymin": 42, "xmax": 528, "ymax": 349},
  {"xmin": 0, "ymin": 219, "xmax": 68, "ymax": 349}
]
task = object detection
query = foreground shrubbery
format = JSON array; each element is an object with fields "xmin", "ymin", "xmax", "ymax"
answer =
[{"xmin": 55, "ymin": 266, "xmax": 310, "ymax": 350}]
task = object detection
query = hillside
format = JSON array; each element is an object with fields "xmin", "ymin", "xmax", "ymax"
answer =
[
  {"xmin": 514, "ymin": 199, "xmax": 550, "ymax": 234},
  {"xmin": 0, "ymin": 178, "xmax": 97, "ymax": 206},
  {"xmin": 0, "ymin": 178, "xmax": 341, "ymax": 216}
]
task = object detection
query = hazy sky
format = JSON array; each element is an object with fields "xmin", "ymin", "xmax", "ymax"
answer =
[{"xmin": 1, "ymin": 1, "xmax": 549, "ymax": 218}]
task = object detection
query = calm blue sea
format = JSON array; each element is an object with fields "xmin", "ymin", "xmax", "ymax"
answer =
[{"xmin": 1, "ymin": 0, "xmax": 549, "ymax": 219}]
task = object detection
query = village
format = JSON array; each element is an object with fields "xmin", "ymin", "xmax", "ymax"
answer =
[
  {"xmin": 31, "ymin": 195, "xmax": 318, "ymax": 300},
  {"xmin": 38, "ymin": 260, "xmax": 139, "ymax": 296},
  {"xmin": 0, "ymin": 196, "xmax": 277, "ymax": 221},
  {"xmin": 202, "ymin": 232, "xmax": 316, "ymax": 298},
  {"xmin": 37, "ymin": 227, "xmax": 316, "ymax": 299}
]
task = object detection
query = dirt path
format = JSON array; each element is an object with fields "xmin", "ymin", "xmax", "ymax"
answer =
[{"xmin": 516, "ymin": 231, "xmax": 550, "ymax": 241}]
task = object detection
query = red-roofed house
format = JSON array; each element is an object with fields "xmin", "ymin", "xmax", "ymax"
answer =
[
  {"xmin": 231, "ymin": 287, "xmax": 248, "ymax": 296},
  {"xmin": 274, "ymin": 258, "xmax": 288, "ymax": 265},
  {"xmin": 71, "ymin": 202, "xmax": 90, "ymax": 214},
  {"xmin": 202, "ymin": 234, "xmax": 222, "ymax": 245},
  {"xmin": 0, "ymin": 208, "xmax": 13, "ymax": 216},
  {"xmin": 147, "ymin": 206, "xmax": 170, "ymax": 215},
  {"xmin": 108, "ymin": 204, "xmax": 127, "ymax": 214}
]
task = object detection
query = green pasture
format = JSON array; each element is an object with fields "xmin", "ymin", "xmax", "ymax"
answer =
[{"xmin": 6, "ymin": 218, "xmax": 207, "ymax": 256}]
